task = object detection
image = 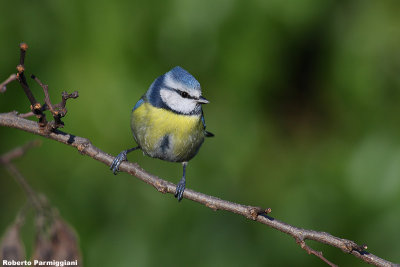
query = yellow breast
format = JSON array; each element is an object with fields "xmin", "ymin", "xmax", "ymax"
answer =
[{"xmin": 131, "ymin": 102, "xmax": 204, "ymax": 162}]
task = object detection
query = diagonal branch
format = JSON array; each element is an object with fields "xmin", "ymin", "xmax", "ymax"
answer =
[
  {"xmin": 296, "ymin": 238, "xmax": 338, "ymax": 267},
  {"xmin": 0, "ymin": 141, "xmax": 83, "ymax": 264},
  {"xmin": 0, "ymin": 139, "xmax": 46, "ymax": 213},
  {"xmin": 0, "ymin": 139, "xmax": 41, "ymax": 163},
  {"xmin": 0, "ymin": 74, "xmax": 17, "ymax": 93},
  {"xmin": 0, "ymin": 112, "xmax": 397, "ymax": 267}
]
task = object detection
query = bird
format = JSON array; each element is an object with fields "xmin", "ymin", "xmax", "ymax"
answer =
[{"xmin": 110, "ymin": 66, "xmax": 213, "ymax": 201}]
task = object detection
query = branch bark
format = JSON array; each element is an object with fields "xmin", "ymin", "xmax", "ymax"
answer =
[{"xmin": 0, "ymin": 112, "xmax": 397, "ymax": 267}]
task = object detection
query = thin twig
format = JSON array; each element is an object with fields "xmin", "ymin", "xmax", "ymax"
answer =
[
  {"xmin": 30, "ymin": 75, "xmax": 63, "ymax": 128},
  {"xmin": 0, "ymin": 112, "xmax": 397, "ymax": 267},
  {"xmin": 0, "ymin": 74, "xmax": 17, "ymax": 93},
  {"xmin": 0, "ymin": 139, "xmax": 41, "ymax": 163},
  {"xmin": 19, "ymin": 111, "xmax": 35, "ymax": 118},
  {"xmin": 0, "ymin": 141, "xmax": 58, "ymax": 242},
  {"xmin": 60, "ymin": 91, "xmax": 79, "ymax": 110},
  {"xmin": 30, "ymin": 75, "xmax": 78, "ymax": 129},
  {"xmin": 31, "ymin": 75, "xmax": 55, "ymax": 114},
  {"xmin": 16, "ymin": 43, "xmax": 39, "ymax": 107},
  {"xmin": 296, "ymin": 238, "xmax": 338, "ymax": 267},
  {"xmin": 2, "ymin": 162, "xmax": 43, "ymax": 213},
  {"xmin": 0, "ymin": 140, "xmax": 44, "ymax": 213},
  {"xmin": 19, "ymin": 43, "xmax": 28, "ymax": 66}
]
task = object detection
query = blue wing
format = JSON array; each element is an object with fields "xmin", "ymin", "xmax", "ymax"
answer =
[
  {"xmin": 201, "ymin": 112, "xmax": 214, "ymax": 137},
  {"xmin": 201, "ymin": 113, "xmax": 206, "ymax": 129},
  {"xmin": 132, "ymin": 98, "xmax": 144, "ymax": 112}
]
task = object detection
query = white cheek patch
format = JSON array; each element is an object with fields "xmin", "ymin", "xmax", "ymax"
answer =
[
  {"xmin": 160, "ymin": 89, "xmax": 197, "ymax": 114},
  {"xmin": 164, "ymin": 73, "xmax": 201, "ymax": 98}
]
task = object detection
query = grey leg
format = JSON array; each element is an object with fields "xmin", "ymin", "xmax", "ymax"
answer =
[{"xmin": 175, "ymin": 162, "xmax": 187, "ymax": 201}]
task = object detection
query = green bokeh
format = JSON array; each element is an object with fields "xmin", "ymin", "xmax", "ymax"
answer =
[{"xmin": 1, "ymin": 0, "xmax": 400, "ymax": 266}]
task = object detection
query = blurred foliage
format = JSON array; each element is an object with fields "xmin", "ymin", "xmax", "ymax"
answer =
[{"xmin": 1, "ymin": 0, "xmax": 400, "ymax": 266}]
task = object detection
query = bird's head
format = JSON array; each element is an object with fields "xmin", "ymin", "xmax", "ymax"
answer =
[{"xmin": 146, "ymin": 66, "xmax": 209, "ymax": 115}]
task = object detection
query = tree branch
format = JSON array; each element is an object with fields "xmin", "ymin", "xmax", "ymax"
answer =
[{"xmin": 0, "ymin": 112, "xmax": 397, "ymax": 267}]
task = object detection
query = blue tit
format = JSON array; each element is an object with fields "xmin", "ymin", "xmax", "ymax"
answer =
[{"xmin": 110, "ymin": 66, "xmax": 213, "ymax": 201}]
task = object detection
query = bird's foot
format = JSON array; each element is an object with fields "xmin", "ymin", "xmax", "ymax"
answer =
[
  {"xmin": 174, "ymin": 178, "xmax": 186, "ymax": 202},
  {"xmin": 110, "ymin": 150, "xmax": 128, "ymax": 175}
]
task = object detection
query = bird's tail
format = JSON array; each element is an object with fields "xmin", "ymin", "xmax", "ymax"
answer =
[{"xmin": 205, "ymin": 131, "xmax": 214, "ymax": 137}]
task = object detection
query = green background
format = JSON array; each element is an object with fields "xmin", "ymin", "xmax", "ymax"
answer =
[{"xmin": 1, "ymin": 0, "xmax": 400, "ymax": 266}]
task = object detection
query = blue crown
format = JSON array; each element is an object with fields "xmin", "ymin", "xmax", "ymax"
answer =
[{"xmin": 167, "ymin": 66, "xmax": 200, "ymax": 90}]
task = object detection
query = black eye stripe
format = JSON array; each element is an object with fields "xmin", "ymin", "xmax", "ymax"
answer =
[{"xmin": 175, "ymin": 89, "xmax": 196, "ymax": 100}]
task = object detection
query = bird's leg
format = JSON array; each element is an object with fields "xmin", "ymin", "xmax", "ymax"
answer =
[
  {"xmin": 175, "ymin": 162, "xmax": 187, "ymax": 201},
  {"xmin": 110, "ymin": 146, "xmax": 140, "ymax": 175}
]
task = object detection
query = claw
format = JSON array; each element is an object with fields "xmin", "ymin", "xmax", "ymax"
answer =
[
  {"xmin": 174, "ymin": 178, "xmax": 186, "ymax": 201},
  {"xmin": 110, "ymin": 150, "xmax": 128, "ymax": 175}
]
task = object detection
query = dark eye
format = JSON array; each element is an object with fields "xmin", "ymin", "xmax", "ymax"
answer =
[{"xmin": 180, "ymin": 91, "xmax": 189, "ymax": 98}]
